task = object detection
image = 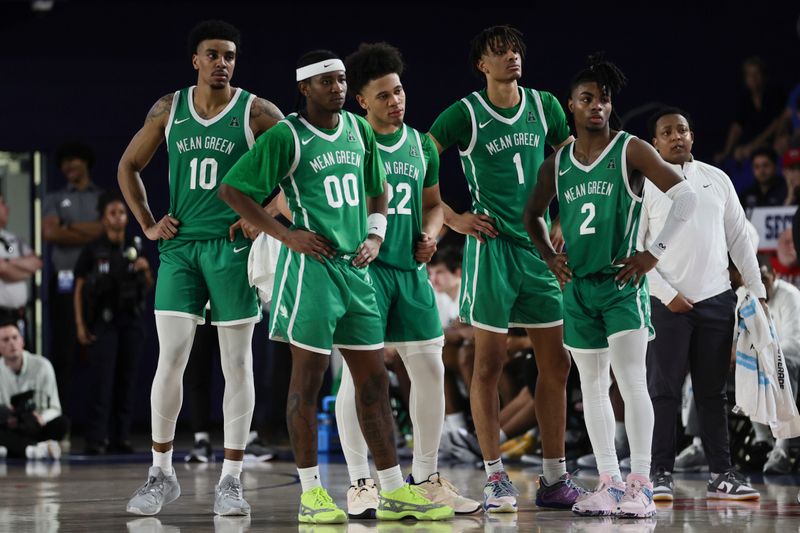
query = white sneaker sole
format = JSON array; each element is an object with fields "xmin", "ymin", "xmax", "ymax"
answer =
[{"xmin": 706, "ymin": 492, "xmax": 760, "ymax": 500}]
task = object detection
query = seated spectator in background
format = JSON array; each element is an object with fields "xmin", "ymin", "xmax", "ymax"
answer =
[
  {"xmin": 715, "ymin": 56, "xmax": 787, "ymax": 164},
  {"xmin": 783, "ymin": 148, "xmax": 800, "ymax": 205},
  {"xmin": 774, "ymin": 85, "xmax": 800, "ymax": 153},
  {"xmin": 73, "ymin": 192, "xmax": 153, "ymax": 455},
  {"xmin": 749, "ymin": 256, "xmax": 800, "ymax": 474},
  {"xmin": 0, "ymin": 193, "xmax": 42, "ymax": 343},
  {"xmin": 771, "ymin": 228, "xmax": 800, "ymax": 290},
  {"xmin": 0, "ymin": 321, "xmax": 69, "ymax": 459},
  {"xmin": 43, "ymin": 141, "xmax": 103, "ymax": 414},
  {"xmin": 740, "ymin": 147, "xmax": 788, "ymax": 210}
]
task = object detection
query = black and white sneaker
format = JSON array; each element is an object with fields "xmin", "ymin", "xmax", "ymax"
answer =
[
  {"xmin": 244, "ymin": 438, "xmax": 275, "ymax": 463},
  {"xmin": 707, "ymin": 470, "xmax": 760, "ymax": 500},
  {"xmin": 651, "ymin": 468, "xmax": 674, "ymax": 502},
  {"xmin": 184, "ymin": 439, "xmax": 213, "ymax": 463}
]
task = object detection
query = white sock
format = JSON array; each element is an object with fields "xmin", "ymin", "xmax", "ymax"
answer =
[
  {"xmin": 752, "ymin": 422, "xmax": 773, "ymax": 444},
  {"xmin": 499, "ymin": 429, "xmax": 508, "ymax": 444},
  {"xmin": 445, "ymin": 412, "xmax": 467, "ymax": 431},
  {"xmin": 298, "ymin": 465, "xmax": 322, "ymax": 492},
  {"xmin": 247, "ymin": 430, "xmax": 258, "ymax": 445},
  {"xmin": 412, "ymin": 457, "xmax": 437, "ymax": 484},
  {"xmin": 377, "ymin": 465, "xmax": 405, "ymax": 492},
  {"xmin": 542, "ymin": 457, "xmax": 567, "ymax": 484},
  {"xmin": 777, "ymin": 438, "xmax": 790, "ymax": 451},
  {"xmin": 348, "ymin": 463, "xmax": 372, "ymax": 485},
  {"xmin": 194, "ymin": 432, "xmax": 210, "ymax": 444},
  {"xmin": 221, "ymin": 459, "xmax": 243, "ymax": 481},
  {"xmin": 152, "ymin": 448, "xmax": 174, "ymax": 475},
  {"xmin": 692, "ymin": 436, "xmax": 703, "ymax": 448},
  {"xmin": 484, "ymin": 457, "xmax": 504, "ymax": 476}
]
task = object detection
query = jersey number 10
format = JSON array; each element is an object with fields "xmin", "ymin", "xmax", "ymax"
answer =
[{"xmin": 188, "ymin": 157, "xmax": 218, "ymax": 190}]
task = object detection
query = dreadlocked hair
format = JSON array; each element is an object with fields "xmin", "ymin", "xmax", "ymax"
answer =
[
  {"xmin": 344, "ymin": 42, "xmax": 404, "ymax": 97},
  {"xmin": 469, "ymin": 25, "xmax": 526, "ymax": 78},
  {"xmin": 294, "ymin": 49, "xmax": 341, "ymax": 112},
  {"xmin": 570, "ymin": 53, "xmax": 628, "ymax": 129}
]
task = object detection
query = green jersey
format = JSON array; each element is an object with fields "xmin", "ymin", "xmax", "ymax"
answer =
[
  {"xmin": 430, "ymin": 87, "xmax": 570, "ymax": 247},
  {"xmin": 555, "ymin": 131, "xmax": 641, "ymax": 277},
  {"xmin": 165, "ymin": 86, "xmax": 255, "ymax": 242},
  {"xmin": 374, "ymin": 124, "xmax": 439, "ymax": 270},
  {"xmin": 222, "ymin": 111, "xmax": 386, "ymax": 254}
]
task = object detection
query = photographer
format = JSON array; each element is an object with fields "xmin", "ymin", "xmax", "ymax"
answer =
[
  {"xmin": 0, "ymin": 321, "xmax": 68, "ymax": 459},
  {"xmin": 73, "ymin": 192, "xmax": 153, "ymax": 454}
]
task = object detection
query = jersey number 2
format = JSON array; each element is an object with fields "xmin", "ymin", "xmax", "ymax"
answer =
[
  {"xmin": 189, "ymin": 157, "xmax": 217, "ymax": 190},
  {"xmin": 579, "ymin": 202, "xmax": 596, "ymax": 235}
]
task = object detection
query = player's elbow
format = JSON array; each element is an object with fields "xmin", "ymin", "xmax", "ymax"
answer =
[{"xmin": 217, "ymin": 183, "xmax": 239, "ymax": 207}]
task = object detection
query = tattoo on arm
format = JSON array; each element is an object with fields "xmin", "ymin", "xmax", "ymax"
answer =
[
  {"xmin": 145, "ymin": 94, "xmax": 173, "ymax": 123},
  {"xmin": 250, "ymin": 98, "xmax": 284, "ymax": 121}
]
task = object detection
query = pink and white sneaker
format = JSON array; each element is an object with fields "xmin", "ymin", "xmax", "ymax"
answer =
[
  {"xmin": 571, "ymin": 474, "xmax": 625, "ymax": 517},
  {"xmin": 617, "ymin": 474, "xmax": 656, "ymax": 518}
]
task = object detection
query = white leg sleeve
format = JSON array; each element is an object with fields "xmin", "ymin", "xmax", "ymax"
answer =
[
  {"xmin": 335, "ymin": 358, "xmax": 371, "ymax": 483},
  {"xmin": 571, "ymin": 349, "xmax": 620, "ymax": 479},
  {"xmin": 397, "ymin": 342, "xmax": 445, "ymax": 482},
  {"xmin": 218, "ymin": 322, "xmax": 256, "ymax": 450},
  {"xmin": 151, "ymin": 315, "xmax": 198, "ymax": 444},
  {"xmin": 608, "ymin": 328, "xmax": 654, "ymax": 477}
]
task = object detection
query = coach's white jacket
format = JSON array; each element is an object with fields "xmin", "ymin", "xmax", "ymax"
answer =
[{"xmin": 734, "ymin": 292, "xmax": 800, "ymax": 438}]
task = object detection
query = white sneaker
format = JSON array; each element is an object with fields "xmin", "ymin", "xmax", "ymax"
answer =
[
  {"xmin": 0, "ymin": 445, "xmax": 7, "ymax": 459},
  {"xmin": 617, "ymin": 476, "xmax": 656, "ymax": 518},
  {"xmin": 411, "ymin": 472, "xmax": 481, "ymax": 515},
  {"xmin": 346, "ymin": 478, "xmax": 379, "ymax": 519}
]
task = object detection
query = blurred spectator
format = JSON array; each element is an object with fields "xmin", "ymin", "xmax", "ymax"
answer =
[
  {"xmin": 715, "ymin": 57, "xmax": 787, "ymax": 164},
  {"xmin": 43, "ymin": 142, "xmax": 103, "ymax": 412},
  {"xmin": 751, "ymin": 256, "xmax": 800, "ymax": 474},
  {"xmin": 774, "ymin": 85, "xmax": 800, "ymax": 152},
  {"xmin": 0, "ymin": 321, "xmax": 69, "ymax": 459},
  {"xmin": 73, "ymin": 192, "xmax": 152, "ymax": 454},
  {"xmin": 782, "ymin": 148, "xmax": 800, "ymax": 205},
  {"xmin": 739, "ymin": 147, "xmax": 788, "ymax": 210},
  {"xmin": 771, "ymin": 228, "xmax": 800, "ymax": 290},
  {"xmin": 0, "ymin": 193, "xmax": 42, "ymax": 343}
]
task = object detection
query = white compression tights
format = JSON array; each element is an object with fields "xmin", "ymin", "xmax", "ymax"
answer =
[
  {"xmin": 150, "ymin": 315, "xmax": 255, "ymax": 450},
  {"xmin": 335, "ymin": 343, "xmax": 445, "ymax": 483},
  {"xmin": 571, "ymin": 328, "xmax": 654, "ymax": 478}
]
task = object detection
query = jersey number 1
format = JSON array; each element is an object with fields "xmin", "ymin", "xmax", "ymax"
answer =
[{"xmin": 189, "ymin": 157, "xmax": 218, "ymax": 190}]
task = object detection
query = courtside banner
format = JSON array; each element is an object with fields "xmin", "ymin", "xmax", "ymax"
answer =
[{"xmin": 749, "ymin": 206, "xmax": 797, "ymax": 251}]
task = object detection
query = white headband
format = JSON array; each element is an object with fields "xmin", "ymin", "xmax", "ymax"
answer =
[{"xmin": 296, "ymin": 58, "xmax": 345, "ymax": 81}]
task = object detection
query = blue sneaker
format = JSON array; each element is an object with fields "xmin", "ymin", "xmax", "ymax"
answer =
[{"xmin": 482, "ymin": 471, "xmax": 519, "ymax": 513}]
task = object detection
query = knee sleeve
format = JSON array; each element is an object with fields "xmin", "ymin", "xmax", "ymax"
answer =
[
  {"xmin": 218, "ymin": 322, "xmax": 256, "ymax": 450},
  {"xmin": 151, "ymin": 315, "xmax": 197, "ymax": 443},
  {"xmin": 609, "ymin": 328, "xmax": 654, "ymax": 477}
]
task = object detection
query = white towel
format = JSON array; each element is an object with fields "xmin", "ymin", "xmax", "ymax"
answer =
[
  {"xmin": 247, "ymin": 232, "xmax": 282, "ymax": 304},
  {"xmin": 734, "ymin": 291, "xmax": 800, "ymax": 438}
]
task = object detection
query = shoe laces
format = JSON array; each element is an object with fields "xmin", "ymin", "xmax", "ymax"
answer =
[
  {"xmin": 436, "ymin": 475, "xmax": 461, "ymax": 495},
  {"xmin": 220, "ymin": 479, "xmax": 242, "ymax": 500},
  {"xmin": 137, "ymin": 475, "xmax": 164, "ymax": 497},
  {"xmin": 311, "ymin": 487, "xmax": 336, "ymax": 507},
  {"xmin": 564, "ymin": 471, "xmax": 589, "ymax": 495},
  {"xmin": 725, "ymin": 469, "xmax": 748, "ymax": 485},
  {"xmin": 489, "ymin": 474, "xmax": 519, "ymax": 497},
  {"xmin": 623, "ymin": 479, "xmax": 646, "ymax": 501}
]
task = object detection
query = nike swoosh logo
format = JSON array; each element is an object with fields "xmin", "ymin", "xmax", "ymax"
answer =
[
  {"xmin": 703, "ymin": 183, "xmax": 711, "ymax": 188},
  {"xmin": 233, "ymin": 246, "xmax": 249, "ymax": 253},
  {"xmin": 174, "ymin": 117, "xmax": 190, "ymax": 125},
  {"xmin": 559, "ymin": 167, "xmax": 572, "ymax": 176},
  {"xmin": 301, "ymin": 136, "xmax": 314, "ymax": 145},
  {"xmin": 323, "ymin": 62, "xmax": 333, "ymax": 68},
  {"xmin": 478, "ymin": 119, "xmax": 493, "ymax": 128},
  {"xmin": 487, "ymin": 459, "xmax": 501, "ymax": 466}
]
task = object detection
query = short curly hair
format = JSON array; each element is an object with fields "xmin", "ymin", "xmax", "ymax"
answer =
[
  {"xmin": 187, "ymin": 20, "xmax": 241, "ymax": 57},
  {"xmin": 344, "ymin": 42, "xmax": 405, "ymax": 96}
]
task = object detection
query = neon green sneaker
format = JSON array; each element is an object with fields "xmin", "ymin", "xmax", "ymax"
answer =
[
  {"xmin": 298, "ymin": 487, "xmax": 347, "ymax": 524},
  {"xmin": 377, "ymin": 483, "xmax": 455, "ymax": 521}
]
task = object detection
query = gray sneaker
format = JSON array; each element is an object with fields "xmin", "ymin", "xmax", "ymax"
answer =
[
  {"xmin": 127, "ymin": 466, "xmax": 181, "ymax": 515},
  {"xmin": 214, "ymin": 475, "xmax": 251, "ymax": 516},
  {"xmin": 763, "ymin": 447, "xmax": 792, "ymax": 474},
  {"xmin": 674, "ymin": 443, "xmax": 708, "ymax": 472}
]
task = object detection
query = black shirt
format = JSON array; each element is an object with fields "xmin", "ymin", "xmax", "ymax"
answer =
[{"xmin": 739, "ymin": 178, "xmax": 788, "ymax": 210}]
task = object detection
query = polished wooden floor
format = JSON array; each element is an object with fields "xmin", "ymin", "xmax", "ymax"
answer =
[{"xmin": 3, "ymin": 455, "xmax": 800, "ymax": 532}]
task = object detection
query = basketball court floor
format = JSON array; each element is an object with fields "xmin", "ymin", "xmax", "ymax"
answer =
[{"xmin": 2, "ymin": 454, "xmax": 800, "ymax": 532}]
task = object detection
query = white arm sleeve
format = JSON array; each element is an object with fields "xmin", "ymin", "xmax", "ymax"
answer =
[
  {"xmin": 722, "ymin": 176, "xmax": 767, "ymax": 299},
  {"xmin": 647, "ymin": 180, "xmax": 698, "ymax": 259}
]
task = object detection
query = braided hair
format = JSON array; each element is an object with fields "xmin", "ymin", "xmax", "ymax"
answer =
[
  {"xmin": 469, "ymin": 25, "xmax": 526, "ymax": 78},
  {"xmin": 570, "ymin": 53, "xmax": 627, "ymax": 129}
]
